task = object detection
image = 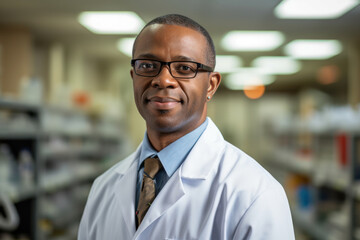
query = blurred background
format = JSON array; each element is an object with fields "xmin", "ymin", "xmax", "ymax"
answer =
[{"xmin": 0, "ymin": 0, "xmax": 359, "ymax": 239}]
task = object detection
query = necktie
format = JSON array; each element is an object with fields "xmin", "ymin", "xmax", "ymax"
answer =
[{"xmin": 136, "ymin": 157, "xmax": 162, "ymax": 227}]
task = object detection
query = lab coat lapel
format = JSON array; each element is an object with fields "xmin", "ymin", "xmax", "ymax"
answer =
[
  {"xmin": 181, "ymin": 118, "xmax": 225, "ymax": 180},
  {"xmin": 134, "ymin": 118, "xmax": 224, "ymax": 238},
  {"xmin": 134, "ymin": 167, "xmax": 185, "ymax": 238},
  {"xmin": 113, "ymin": 149, "xmax": 140, "ymax": 238}
]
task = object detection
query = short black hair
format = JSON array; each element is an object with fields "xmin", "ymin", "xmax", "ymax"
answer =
[{"xmin": 132, "ymin": 14, "xmax": 216, "ymax": 68}]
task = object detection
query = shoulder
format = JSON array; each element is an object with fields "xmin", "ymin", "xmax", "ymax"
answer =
[
  {"xmin": 219, "ymin": 143, "xmax": 294, "ymax": 238},
  {"xmin": 216, "ymin": 141, "xmax": 284, "ymax": 201}
]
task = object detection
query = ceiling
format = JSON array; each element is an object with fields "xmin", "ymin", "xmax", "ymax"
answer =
[{"xmin": 0, "ymin": 0, "xmax": 359, "ymax": 94}]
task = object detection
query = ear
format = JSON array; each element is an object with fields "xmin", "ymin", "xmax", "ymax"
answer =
[
  {"xmin": 130, "ymin": 69, "xmax": 134, "ymax": 79},
  {"xmin": 206, "ymin": 72, "xmax": 221, "ymax": 100}
]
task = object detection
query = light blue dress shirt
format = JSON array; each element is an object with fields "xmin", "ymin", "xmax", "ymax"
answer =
[{"xmin": 135, "ymin": 118, "xmax": 208, "ymax": 209}]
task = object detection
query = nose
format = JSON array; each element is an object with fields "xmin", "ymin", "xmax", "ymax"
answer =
[{"xmin": 151, "ymin": 66, "xmax": 179, "ymax": 89}]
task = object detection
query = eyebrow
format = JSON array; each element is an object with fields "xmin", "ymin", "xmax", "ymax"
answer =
[
  {"xmin": 134, "ymin": 54, "xmax": 197, "ymax": 62},
  {"xmin": 135, "ymin": 53, "xmax": 158, "ymax": 59},
  {"xmin": 173, "ymin": 55, "xmax": 196, "ymax": 62}
]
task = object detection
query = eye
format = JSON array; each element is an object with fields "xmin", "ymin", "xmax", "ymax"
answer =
[
  {"xmin": 135, "ymin": 60, "xmax": 160, "ymax": 74},
  {"xmin": 138, "ymin": 62, "xmax": 156, "ymax": 69},
  {"xmin": 179, "ymin": 65, "xmax": 192, "ymax": 71},
  {"xmin": 174, "ymin": 63, "xmax": 197, "ymax": 74}
]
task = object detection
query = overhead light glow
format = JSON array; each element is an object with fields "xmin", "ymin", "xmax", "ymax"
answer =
[
  {"xmin": 252, "ymin": 56, "xmax": 301, "ymax": 75},
  {"xmin": 78, "ymin": 11, "xmax": 144, "ymax": 34},
  {"xmin": 117, "ymin": 38, "xmax": 136, "ymax": 57},
  {"xmin": 215, "ymin": 55, "xmax": 243, "ymax": 73},
  {"xmin": 244, "ymin": 85, "xmax": 266, "ymax": 99},
  {"xmin": 224, "ymin": 68, "xmax": 275, "ymax": 90},
  {"xmin": 284, "ymin": 40, "xmax": 342, "ymax": 59},
  {"xmin": 275, "ymin": 0, "xmax": 359, "ymax": 19},
  {"xmin": 221, "ymin": 31, "xmax": 285, "ymax": 51}
]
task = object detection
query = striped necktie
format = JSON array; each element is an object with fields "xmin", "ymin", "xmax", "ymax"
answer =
[{"xmin": 136, "ymin": 157, "xmax": 162, "ymax": 227}]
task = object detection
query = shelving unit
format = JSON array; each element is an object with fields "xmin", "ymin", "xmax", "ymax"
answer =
[
  {"xmin": 0, "ymin": 99, "xmax": 40, "ymax": 240},
  {"xmin": 263, "ymin": 125, "xmax": 360, "ymax": 240},
  {"xmin": 0, "ymin": 99, "xmax": 128, "ymax": 240},
  {"xmin": 350, "ymin": 135, "xmax": 360, "ymax": 240}
]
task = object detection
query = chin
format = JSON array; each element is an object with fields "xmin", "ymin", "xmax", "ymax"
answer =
[{"xmin": 149, "ymin": 117, "xmax": 181, "ymax": 133}]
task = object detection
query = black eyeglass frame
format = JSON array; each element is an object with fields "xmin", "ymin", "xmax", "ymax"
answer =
[{"xmin": 131, "ymin": 59, "xmax": 214, "ymax": 79}]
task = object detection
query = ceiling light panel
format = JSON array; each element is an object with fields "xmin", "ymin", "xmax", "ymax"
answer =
[
  {"xmin": 117, "ymin": 38, "xmax": 136, "ymax": 57},
  {"xmin": 284, "ymin": 40, "xmax": 342, "ymax": 59},
  {"xmin": 252, "ymin": 56, "xmax": 301, "ymax": 75},
  {"xmin": 78, "ymin": 11, "xmax": 144, "ymax": 34},
  {"xmin": 224, "ymin": 68, "xmax": 275, "ymax": 90},
  {"xmin": 275, "ymin": 0, "xmax": 360, "ymax": 19},
  {"xmin": 215, "ymin": 55, "xmax": 243, "ymax": 73},
  {"xmin": 221, "ymin": 31, "xmax": 285, "ymax": 51}
]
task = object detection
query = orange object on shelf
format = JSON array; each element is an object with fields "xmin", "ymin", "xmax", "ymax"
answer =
[{"xmin": 72, "ymin": 91, "xmax": 91, "ymax": 108}]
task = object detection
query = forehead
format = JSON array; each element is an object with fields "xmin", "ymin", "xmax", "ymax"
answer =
[{"xmin": 133, "ymin": 24, "xmax": 208, "ymax": 62}]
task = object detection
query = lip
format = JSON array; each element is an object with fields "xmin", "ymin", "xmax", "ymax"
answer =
[{"xmin": 147, "ymin": 96, "xmax": 182, "ymax": 110}]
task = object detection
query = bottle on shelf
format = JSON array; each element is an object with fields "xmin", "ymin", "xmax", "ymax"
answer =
[{"xmin": 18, "ymin": 149, "xmax": 35, "ymax": 188}]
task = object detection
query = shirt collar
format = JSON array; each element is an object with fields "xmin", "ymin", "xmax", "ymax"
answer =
[{"xmin": 139, "ymin": 118, "xmax": 208, "ymax": 177}]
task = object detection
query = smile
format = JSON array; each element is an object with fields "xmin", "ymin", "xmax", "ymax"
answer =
[{"xmin": 147, "ymin": 96, "xmax": 182, "ymax": 110}]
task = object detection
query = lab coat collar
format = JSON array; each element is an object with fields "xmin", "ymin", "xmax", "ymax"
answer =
[
  {"xmin": 181, "ymin": 118, "xmax": 225, "ymax": 180},
  {"xmin": 111, "ymin": 118, "xmax": 225, "ymax": 238},
  {"xmin": 114, "ymin": 118, "xmax": 225, "ymax": 179},
  {"xmin": 114, "ymin": 118, "xmax": 224, "ymax": 180},
  {"xmin": 135, "ymin": 118, "xmax": 225, "ymax": 236}
]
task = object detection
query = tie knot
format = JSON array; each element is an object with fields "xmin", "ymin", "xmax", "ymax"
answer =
[{"xmin": 144, "ymin": 157, "xmax": 162, "ymax": 178}]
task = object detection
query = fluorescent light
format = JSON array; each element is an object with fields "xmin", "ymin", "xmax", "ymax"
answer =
[
  {"xmin": 275, "ymin": 0, "xmax": 360, "ymax": 19},
  {"xmin": 215, "ymin": 55, "xmax": 243, "ymax": 73},
  {"xmin": 224, "ymin": 68, "xmax": 275, "ymax": 90},
  {"xmin": 284, "ymin": 40, "xmax": 342, "ymax": 59},
  {"xmin": 117, "ymin": 38, "xmax": 136, "ymax": 57},
  {"xmin": 252, "ymin": 56, "xmax": 301, "ymax": 75},
  {"xmin": 78, "ymin": 11, "xmax": 144, "ymax": 34},
  {"xmin": 221, "ymin": 31, "xmax": 285, "ymax": 51}
]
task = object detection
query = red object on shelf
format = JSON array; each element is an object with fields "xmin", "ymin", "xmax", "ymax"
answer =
[
  {"xmin": 336, "ymin": 133, "xmax": 348, "ymax": 167},
  {"xmin": 72, "ymin": 91, "xmax": 90, "ymax": 107}
]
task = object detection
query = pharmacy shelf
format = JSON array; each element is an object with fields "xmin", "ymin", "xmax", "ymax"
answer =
[
  {"xmin": 292, "ymin": 209, "xmax": 328, "ymax": 240},
  {"xmin": 4, "ymin": 184, "xmax": 38, "ymax": 203},
  {"xmin": 265, "ymin": 153, "xmax": 350, "ymax": 193},
  {"xmin": 40, "ymin": 147, "xmax": 104, "ymax": 159},
  {"xmin": 355, "ymin": 185, "xmax": 360, "ymax": 200},
  {"xmin": 264, "ymin": 129, "xmax": 359, "ymax": 240},
  {"xmin": 0, "ymin": 131, "xmax": 38, "ymax": 139},
  {"xmin": 0, "ymin": 99, "xmax": 126, "ymax": 240},
  {"xmin": 0, "ymin": 99, "xmax": 39, "ymax": 112},
  {"xmin": 40, "ymin": 169, "xmax": 103, "ymax": 193},
  {"xmin": 266, "ymin": 151, "xmax": 314, "ymax": 176}
]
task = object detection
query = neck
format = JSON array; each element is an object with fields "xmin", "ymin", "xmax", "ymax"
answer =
[
  {"xmin": 146, "ymin": 117, "xmax": 206, "ymax": 151},
  {"xmin": 147, "ymin": 130, "xmax": 184, "ymax": 151}
]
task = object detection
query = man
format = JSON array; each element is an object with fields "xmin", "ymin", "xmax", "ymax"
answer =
[{"xmin": 78, "ymin": 14, "xmax": 295, "ymax": 240}]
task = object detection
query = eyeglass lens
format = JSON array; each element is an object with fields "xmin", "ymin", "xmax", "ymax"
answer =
[{"xmin": 134, "ymin": 60, "xmax": 198, "ymax": 78}]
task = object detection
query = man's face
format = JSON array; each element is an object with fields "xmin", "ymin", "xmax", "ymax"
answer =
[{"xmin": 131, "ymin": 24, "xmax": 213, "ymax": 135}]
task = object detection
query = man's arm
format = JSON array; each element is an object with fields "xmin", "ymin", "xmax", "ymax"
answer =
[{"xmin": 233, "ymin": 184, "xmax": 295, "ymax": 240}]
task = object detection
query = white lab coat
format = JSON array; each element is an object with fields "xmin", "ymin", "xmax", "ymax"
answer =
[{"xmin": 78, "ymin": 119, "xmax": 295, "ymax": 240}]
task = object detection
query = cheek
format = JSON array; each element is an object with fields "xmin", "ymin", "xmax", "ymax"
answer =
[
  {"xmin": 185, "ymin": 83, "xmax": 208, "ymax": 108},
  {"xmin": 182, "ymin": 78, "xmax": 208, "ymax": 97},
  {"xmin": 133, "ymin": 83, "xmax": 144, "ymax": 108}
]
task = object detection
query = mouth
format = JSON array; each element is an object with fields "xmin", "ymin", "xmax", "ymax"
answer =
[{"xmin": 146, "ymin": 96, "xmax": 183, "ymax": 110}]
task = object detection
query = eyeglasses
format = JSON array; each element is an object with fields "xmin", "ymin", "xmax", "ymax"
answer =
[{"xmin": 131, "ymin": 59, "xmax": 214, "ymax": 79}]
